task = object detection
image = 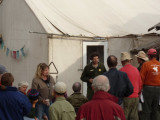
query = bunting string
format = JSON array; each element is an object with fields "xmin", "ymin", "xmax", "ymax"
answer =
[{"xmin": 0, "ymin": 35, "xmax": 26, "ymax": 59}]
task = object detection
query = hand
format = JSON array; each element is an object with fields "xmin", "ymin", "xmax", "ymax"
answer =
[
  {"xmin": 89, "ymin": 79, "xmax": 93, "ymax": 83},
  {"xmin": 34, "ymin": 117, "xmax": 38, "ymax": 120},
  {"xmin": 32, "ymin": 99, "xmax": 38, "ymax": 108},
  {"xmin": 42, "ymin": 100, "xmax": 49, "ymax": 105}
]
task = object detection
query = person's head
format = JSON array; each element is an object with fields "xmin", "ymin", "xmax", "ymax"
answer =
[
  {"xmin": 72, "ymin": 82, "xmax": 81, "ymax": 93},
  {"xmin": 35, "ymin": 63, "xmax": 49, "ymax": 79},
  {"xmin": 90, "ymin": 53, "xmax": 99, "ymax": 65},
  {"xmin": 147, "ymin": 48, "xmax": 157, "ymax": 60},
  {"xmin": 120, "ymin": 52, "xmax": 132, "ymax": 66},
  {"xmin": 0, "ymin": 64, "xmax": 7, "ymax": 80},
  {"xmin": 54, "ymin": 82, "xmax": 67, "ymax": 97},
  {"xmin": 92, "ymin": 75, "xmax": 110, "ymax": 93},
  {"xmin": 27, "ymin": 89, "xmax": 39, "ymax": 104},
  {"xmin": 107, "ymin": 55, "xmax": 117, "ymax": 68},
  {"xmin": 18, "ymin": 81, "xmax": 29, "ymax": 94},
  {"xmin": 135, "ymin": 51, "xmax": 148, "ymax": 64},
  {"xmin": 1, "ymin": 73, "xmax": 14, "ymax": 90}
]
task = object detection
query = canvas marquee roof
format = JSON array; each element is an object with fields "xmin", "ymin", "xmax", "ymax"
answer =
[{"xmin": 26, "ymin": 0, "xmax": 160, "ymax": 37}]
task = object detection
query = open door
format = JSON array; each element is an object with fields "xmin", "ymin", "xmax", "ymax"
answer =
[{"xmin": 82, "ymin": 41, "xmax": 108, "ymax": 96}]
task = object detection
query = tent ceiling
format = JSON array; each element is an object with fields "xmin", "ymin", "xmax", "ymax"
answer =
[{"xmin": 26, "ymin": 0, "xmax": 160, "ymax": 37}]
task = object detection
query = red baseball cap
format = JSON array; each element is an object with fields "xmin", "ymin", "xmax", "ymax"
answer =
[{"xmin": 147, "ymin": 48, "xmax": 157, "ymax": 55}]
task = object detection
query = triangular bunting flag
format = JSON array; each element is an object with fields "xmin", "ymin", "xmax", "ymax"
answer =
[{"xmin": 6, "ymin": 48, "xmax": 9, "ymax": 56}]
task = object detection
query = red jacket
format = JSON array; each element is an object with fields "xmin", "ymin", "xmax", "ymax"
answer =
[
  {"xmin": 120, "ymin": 64, "xmax": 142, "ymax": 98},
  {"xmin": 76, "ymin": 91, "xmax": 125, "ymax": 120}
]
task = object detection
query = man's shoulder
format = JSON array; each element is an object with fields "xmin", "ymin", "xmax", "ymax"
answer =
[
  {"xmin": 80, "ymin": 98, "xmax": 119, "ymax": 109},
  {"xmin": 54, "ymin": 99, "xmax": 73, "ymax": 107},
  {"xmin": 86, "ymin": 63, "xmax": 92, "ymax": 67},
  {"xmin": 113, "ymin": 69, "xmax": 127, "ymax": 75},
  {"xmin": 104, "ymin": 68, "xmax": 126, "ymax": 75},
  {"xmin": 68, "ymin": 93, "xmax": 87, "ymax": 99},
  {"xmin": 98, "ymin": 62, "xmax": 105, "ymax": 67},
  {"xmin": 32, "ymin": 77, "xmax": 40, "ymax": 83}
]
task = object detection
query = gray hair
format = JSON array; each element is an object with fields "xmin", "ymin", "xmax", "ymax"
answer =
[
  {"xmin": 72, "ymin": 82, "xmax": 81, "ymax": 92},
  {"xmin": 92, "ymin": 75, "xmax": 110, "ymax": 92}
]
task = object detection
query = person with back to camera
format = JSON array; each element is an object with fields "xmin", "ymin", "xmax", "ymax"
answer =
[
  {"xmin": 120, "ymin": 52, "xmax": 142, "ymax": 120},
  {"xmin": 76, "ymin": 75, "xmax": 125, "ymax": 120},
  {"xmin": 67, "ymin": 82, "xmax": 88, "ymax": 113},
  {"xmin": 0, "ymin": 73, "xmax": 31, "ymax": 120},
  {"xmin": 140, "ymin": 48, "xmax": 160, "ymax": 120},
  {"xmin": 24, "ymin": 89, "xmax": 39, "ymax": 120},
  {"xmin": 32, "ymin": 63, "xmax": 55, "ymax": 120},
  {"xmin": 103, "ymin": 55, "xmax": 133, "ymax": 105},
  {"xmin": 49, "ymin": 82, "xmax": 76, "ymax": 120}
]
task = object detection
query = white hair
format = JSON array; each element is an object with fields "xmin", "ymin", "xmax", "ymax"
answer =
[
  {"xmin": 92, "ymin": 75, "xmax": 110, "ymax": 92},
  {"xmin": 18, "ymin": 81, "xmax": 29, "ymax": 88}
]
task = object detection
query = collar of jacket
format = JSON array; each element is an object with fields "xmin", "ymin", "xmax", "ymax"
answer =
[
  {"xmin": 56, "ymin": 96, "xmax": 66, "ymax": 101},
  {"xmin": 108, "ymin": 68, "xmax": 117, "ymax": 71},
  {"xmin": 150, "ymin": 58, "xmax": 158, "ymax": 62},
  {"xmin": 0, "ymin": 86, "xmax": 18, "ymax": 91},
  {"xmin": 92, "ymin": 91, "xmax": 118, "ymax": 103},
  {"xmin": 71, "ymin": 92, "xmax": 82, "ymax": 96}
]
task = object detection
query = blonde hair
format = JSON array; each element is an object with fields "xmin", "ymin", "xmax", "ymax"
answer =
[{"xmin": 34, "ymin": 63, "xmax": 49, "ymax": 79}]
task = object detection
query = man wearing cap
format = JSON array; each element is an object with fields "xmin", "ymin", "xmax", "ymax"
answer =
[
  {"xmin": 135, "ymin": 51, "xmax": 149, "ymax": 71},
  {"xmin": 49, "ymin": 82, "xmax": 76, "ymax": 120},
  {"xmin": 140, "ymin": 48, "xmax": 160, "ymax": 120},
  {"xmin": 120, "ymin": 52, "xmax": 142, "ymax": 120}
]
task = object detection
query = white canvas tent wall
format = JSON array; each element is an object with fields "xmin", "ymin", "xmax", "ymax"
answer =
[
  {"xmin": 0, "ymin": 0, "xmax": 48, "ymax": 88},
  {"xmin": 0, "ymin": 0, "xmax": 160, "ymax": 95},
  {"xmin": 26, "ymin": 0, "xmax": 160, "ymax": 36}
]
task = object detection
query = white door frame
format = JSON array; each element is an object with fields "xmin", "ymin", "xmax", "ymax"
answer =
[{"xmin": 82, "ymin": 41, "xmax": 108, "ymax": 96}]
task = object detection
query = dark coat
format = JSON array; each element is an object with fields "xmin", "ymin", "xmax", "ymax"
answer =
[
  {"xmin": 80, "ymin": 62, "xmax": 106, "ymax": 100},
  {"xmin": 103, "ymin": 68, "xmax": 133, "ymax": 104},
  {"xmin": 0, "ymin": 86, "xmax": 32, "ymax": 120}
]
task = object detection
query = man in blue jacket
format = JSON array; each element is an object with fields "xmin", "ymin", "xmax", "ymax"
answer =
[
  {"xmin": 103, "ymin": 55, "xmax": 133, "ymax": 104},
  {"xmin": 0, "ymin": 73, "xmax": 31, "ymax": 120}
]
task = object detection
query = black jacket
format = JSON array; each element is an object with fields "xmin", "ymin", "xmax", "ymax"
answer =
[{"xmin": 103, "ymin": 68, "xmax": 133, "ymax": 104}]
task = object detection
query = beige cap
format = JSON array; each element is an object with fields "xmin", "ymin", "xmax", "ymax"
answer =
[
  {"xmin": 54, "ymin": 82, "xmax": 67, "ymax": 94},
  {"xmin": 18, "ymin": 81, "xmax": 29, "ymax": 88},
  {"xmin": 135, "ymin": 51, "xmax": 149, "ymax": 61},
  {"xmin": 120, "ymin": 52, "xmax": 133, "ymax": 61}
]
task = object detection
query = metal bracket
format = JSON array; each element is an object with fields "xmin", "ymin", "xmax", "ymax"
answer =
[{"xmin": 49, "ymin": 62, "xmax": 58, "ymax": 74}]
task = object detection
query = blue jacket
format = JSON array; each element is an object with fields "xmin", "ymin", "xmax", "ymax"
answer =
[
  {"xmin": 0, "ymin": 86, "xmax": 32, "ymax": 120},
  {"xmin": 103, "ymin": 68, "xmax": 133, "ymax": 104}
]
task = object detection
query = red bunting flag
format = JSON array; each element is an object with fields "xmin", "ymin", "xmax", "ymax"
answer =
[{"xmin": 13, "ymin": 51, "xmax": 16, "ymax": 59}]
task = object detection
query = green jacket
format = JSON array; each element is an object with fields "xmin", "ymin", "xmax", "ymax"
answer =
[
  {"xmin": 80, "ymin": 62, "xmax": 106, "ymax": 100},
  {"xmin": 49, "ymin": 97, "xmax": 76, "ymax": 120},
  {"xmin": 67, "ymin": 93, "xmax": 88, "ymax": 113}
]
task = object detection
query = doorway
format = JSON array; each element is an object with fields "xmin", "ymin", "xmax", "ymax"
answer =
[{"xmin": 82, "ymin": 41, "xmax": 108, "ymax": 96}]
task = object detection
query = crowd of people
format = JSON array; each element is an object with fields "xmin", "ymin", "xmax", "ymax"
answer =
[{"xmin": 0, "ymin": 48, "xmax": 160, "ymax": 120}]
